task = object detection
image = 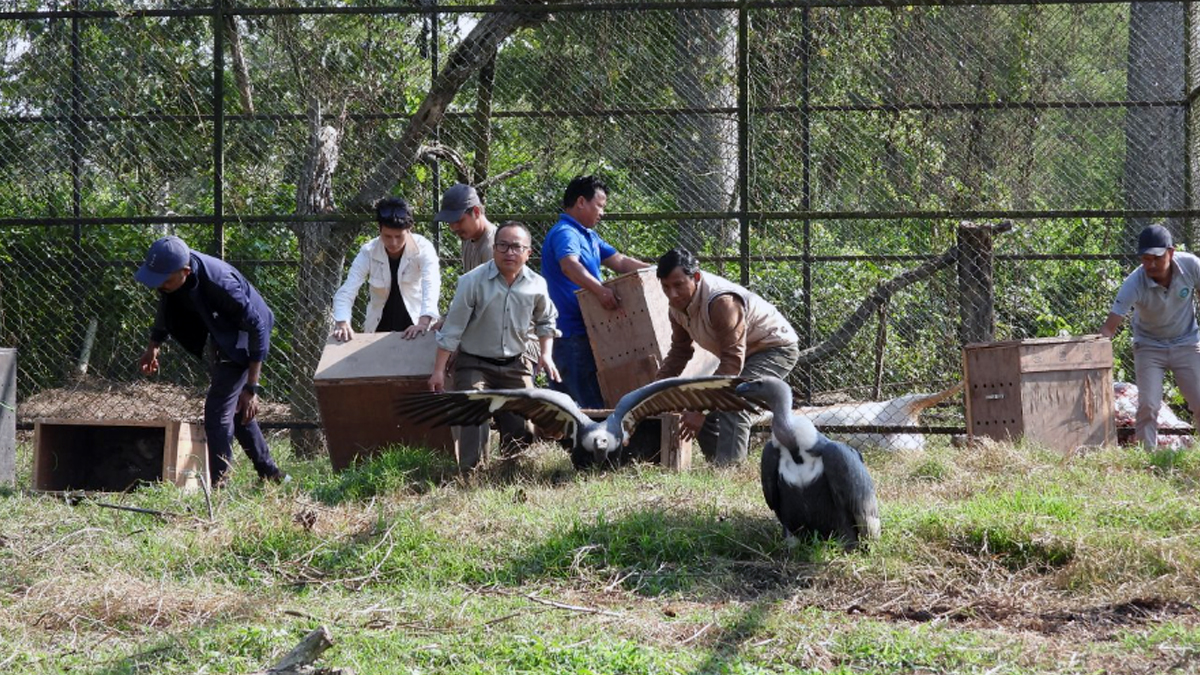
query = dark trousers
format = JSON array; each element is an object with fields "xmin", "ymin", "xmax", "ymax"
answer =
[
  {"xmin": 548, "ymin": 333, "xmax": 606, "ymax": 409},
  {"xmin": 205, "ymin": 356, "xmax": 279, "ymax": 484}
]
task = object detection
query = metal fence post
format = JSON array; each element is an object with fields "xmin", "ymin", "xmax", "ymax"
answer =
[{"xmin": 212, "ymin": 0, "xmax": 226, "ymax": 259}]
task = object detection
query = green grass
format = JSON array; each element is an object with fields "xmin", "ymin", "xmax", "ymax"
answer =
[{"xmin": 2, "ymin": 435, "xmax": 1200, "ymax": 674}]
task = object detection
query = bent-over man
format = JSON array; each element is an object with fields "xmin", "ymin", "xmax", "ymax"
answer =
[
  {"xmin": 655, "ymin": 248, "xmax": 800, "ymax": 465},
  {"xmin": 135, "ymin": 235, "xmax": 287, "ymax": 486}
]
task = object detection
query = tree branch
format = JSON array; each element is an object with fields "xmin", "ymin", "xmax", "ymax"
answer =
[{"xmin": 350, "ymin": 1, "xmax": 554, "ymax": 209}]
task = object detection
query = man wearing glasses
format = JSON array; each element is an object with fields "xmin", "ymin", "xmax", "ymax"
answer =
[
  {"xmin": 331, "ymin": 197, "xmax": 441, "ymax": 341},
  {"xmin": 541, "ymin": 175, "xmax": 648, "ymax": 408},
  {"xmin": 429, "ymin": 222, "xmax": 561, "ymax": 470}
]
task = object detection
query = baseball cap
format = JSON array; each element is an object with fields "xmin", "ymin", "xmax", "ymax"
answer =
[
  {"xmin": 433, "ymin": 183, "xmax": 482, "ymax": 223},
  {"xmin": 1137, "ymin": 224, "xmax": 1173, "ymax": 256},
  {"xmin": 135, "ymin": 235, "xmax": 191, "ymax": 288}
]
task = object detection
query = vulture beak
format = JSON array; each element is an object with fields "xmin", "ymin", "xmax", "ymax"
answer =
[
  {"xmin": 592, "ymin": 437, "xmax": 610, "ymax": 465},
  {"xmin": 735, "ymin": 381, "xmax": 767, "ymax": 406}
]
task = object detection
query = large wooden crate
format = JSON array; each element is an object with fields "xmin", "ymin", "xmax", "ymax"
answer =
[
  {"xmin": 576, "ymin": 268, "xmax": 720, "ymax": 407},
  {"xmin": 32, "ymin": 418, "xmax": 208, "ymax": 492},
  {"xmin": 963, "ymin": 336, "xmax": 1115, "ymax": 452},
  {"xmin": 0, "ymin": 348, "xmax": 14, "ymax": 487},
  {"xmin": 314, "ymin": 331, "xmax": 456, "ymax": 471}
]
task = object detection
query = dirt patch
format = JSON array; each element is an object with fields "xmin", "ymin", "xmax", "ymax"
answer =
[
  {"xmin": 19, "ymin": 378, "xmax": 292, "ymax": 423},
  {"xmin": 870, "ymin": 596, "xmax": 1198, "ymax": 637}
]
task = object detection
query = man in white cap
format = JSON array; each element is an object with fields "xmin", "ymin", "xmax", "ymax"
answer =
[
  {"xmin": 1099, "ymin": 224, "xmax": 1200, "ymax": 448},
  {"xmin": 135, "ymin": 236, "xmax": 287, "ymax": 486}
]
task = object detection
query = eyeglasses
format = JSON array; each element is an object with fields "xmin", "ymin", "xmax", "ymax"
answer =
[{"xmin": 494, "ymin": 242, "xmax": 530, "ymax": 253}]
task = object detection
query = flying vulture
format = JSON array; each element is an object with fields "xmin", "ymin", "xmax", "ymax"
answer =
[{"xmin": 397, "ymin": 376, "xmax": 759, "ymax": 468}]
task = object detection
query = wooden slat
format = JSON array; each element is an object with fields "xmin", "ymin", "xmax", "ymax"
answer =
[{"xmin": 576, "ymin": 268, "xmax": 718, "ymax": 407}]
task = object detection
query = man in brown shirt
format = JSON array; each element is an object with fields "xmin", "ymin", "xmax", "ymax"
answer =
[
  {"xmin": 655, "ymin": 248, "xmax": 800, "ymax": 465},
  {"xmin": 435, "ymin": 183, "xmax": 496, "ymax": 272}
]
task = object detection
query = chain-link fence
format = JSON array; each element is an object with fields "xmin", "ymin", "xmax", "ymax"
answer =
[{"xmin": 1, "ymin": 0, "xmax": 1196, "ymax": 450}]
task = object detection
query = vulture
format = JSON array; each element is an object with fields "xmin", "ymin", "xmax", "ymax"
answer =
[
  {"xmin": 397, "ymin": 376, "xmax": 759, "ymax": 468},
  {"xmin": 736, "ymin": 377, "xmax": 881, "ymax": 550}
]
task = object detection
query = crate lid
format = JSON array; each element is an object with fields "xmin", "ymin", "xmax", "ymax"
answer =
[
  {"xmin": 314, "ymin": 331, "xmax": 440, "ymax": 381},
  {"xmin": 963, "ymin": 335, "xmax": 1109, "ymax": 351}
]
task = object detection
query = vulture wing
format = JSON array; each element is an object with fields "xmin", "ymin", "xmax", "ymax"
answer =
[
  {"xmin": 397, "ymin": 388, "xmax": 585, "ymax": 439},
  {"xmin": 613, "ymin": 376, "xmax": 760, "ymax": 444},
  {"xmin": 812, "ymin": 435, "xmax": 882, "ymax": 541},
  {"xmin": 759, "ymin": 438, "xmax": 783, "ymax": 515}
]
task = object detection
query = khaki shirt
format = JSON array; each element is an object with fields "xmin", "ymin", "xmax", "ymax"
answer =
[{"xmin": 435, "ymin": 261, "xmax": 559, "ymax": 359}]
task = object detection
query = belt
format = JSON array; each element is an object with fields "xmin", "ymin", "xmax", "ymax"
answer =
[{"xmin": 460, "ymin": 350, "xmax": 520, "ymax": 367}]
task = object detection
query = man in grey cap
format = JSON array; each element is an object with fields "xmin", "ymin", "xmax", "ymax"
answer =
[
  {"xmin": 435, "ymin": 183, "xmax": 495, "ymax": 273},
  {"xmin": 1099, "ymin": 224, "xmax": 1200, "ymax": 448}
]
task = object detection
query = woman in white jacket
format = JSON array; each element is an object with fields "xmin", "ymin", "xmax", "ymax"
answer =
[{"xmin": 331, "ymin": 197, "xmax": 441, "ymax": 341}]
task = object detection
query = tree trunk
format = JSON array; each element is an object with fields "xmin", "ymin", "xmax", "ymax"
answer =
[
  {"xmin": 289, "ymin": 115, "xmax": 357, "ymax": 458},
  {"xmin": 1124, "ymin": 2, "xmax": 1185, "ymax": 243},
  {"xmin": 672, "ymin": 9, "xmax": 737, "ymax": 252}
]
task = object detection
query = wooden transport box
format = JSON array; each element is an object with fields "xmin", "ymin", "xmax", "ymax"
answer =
[
  {"xmin": 963, "ymin": 336, "xmax": 1115, "ymax": 452},
  {"xmin": 0, "ymin": 348, "xmax": 14, "ymax": 487},
  {"xmin": 32, "ymin": 418, "xmax": 208, "ymax": 492},
  {"xmin": 314, "ymin": 331, "xmax": 456, "ymax": 471},
  {"xmin": 577, "ymin": 268, "xmax": 720, "ymax": 407}
]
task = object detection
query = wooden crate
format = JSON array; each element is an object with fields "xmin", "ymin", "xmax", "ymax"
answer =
[
  {"xmin": 32, "ymin": 418, "xmax": 208, "ymax": 492},
  {"xmin": 576, "ymin": 268, "xmax": 720, "ymax": 407},
  {"xmin": 0, "ymin": 348, "xmax": 14, "ymax": 487},
  {"xmin": 314, "ymin": 331, "xmax": 456, "ymax": 471},
  {"xmin": 963, "ymin": 336, "xmax": 1115, "ymax": 452}
]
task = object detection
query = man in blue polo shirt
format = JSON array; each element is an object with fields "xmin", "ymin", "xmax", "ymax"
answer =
[
  {"xmin": 135, "ymin": 235, "xmax": 287, "ymax": 486},
  {"xmin": 541, "ymin": 175, "xmax": 648, "ymax": 408},
  {"xmin": 1099, "ymin": 224, "xmax": 1200, "ymax": 448}
]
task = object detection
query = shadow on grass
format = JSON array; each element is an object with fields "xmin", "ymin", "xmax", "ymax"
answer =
[
  {"xmin": 309, "ymin": 445, "xmax": 458, "ymax": 505},
  {"xmin": 495, "ymin": 505, "xmax": 832, "ymax": 600}
]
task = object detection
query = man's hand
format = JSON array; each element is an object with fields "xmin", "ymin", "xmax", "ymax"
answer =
[
  {"xmin": 539, "ymin": 354, "xmax": 562, "ymax": 383},
  {"xmin": 595, "ymin": 286, "xmax": 621, "ymax": 311},
  {"xmin": 402, "ymin": 318, "xmax": 433, "ymax": 340},
  {"xmin": 427, "ymin": 370, "xmax": 445, "ymax": 393},
  {"xmin": 332, "ymin": 321, "xmax": 354, "ymax": 342},
  {"xmin": 679, "ymin": 411, "xmax": 706, "ymax": 442},
  {"xmin": 237, "ymin": 389, "xmax": 259, "ymax": 421},
  {"xmin": 138, "ymin": 344, "xmax": 161, "ymax": 375}
]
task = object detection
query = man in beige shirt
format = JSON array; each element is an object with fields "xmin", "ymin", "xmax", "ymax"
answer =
[
  {"xmin": 430, "ymin": 222, "xmax": 561, "ymax": 470},
  {"xmin": 655, "ymin": 248, "xmax": 800, "ymax": 465}
]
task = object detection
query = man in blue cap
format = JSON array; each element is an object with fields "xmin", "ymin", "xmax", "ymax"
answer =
[
  {"xmin": 1099, "ymin": 224, "xmax": 1200, "ymax": 448},
  {"xmin": 135, "ymin": 235, "xmax": 287, "ymax": 486}
]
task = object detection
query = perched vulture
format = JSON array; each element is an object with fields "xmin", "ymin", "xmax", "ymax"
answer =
[
  {"xmin": 397, "ymin": 376, "xmax": 759, "ymax": 468},
  {"xmin": 735, "ymin": 377, "xmax": 881, "ymax": 550}
]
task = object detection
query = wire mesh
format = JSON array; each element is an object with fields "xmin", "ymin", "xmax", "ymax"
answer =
[{"xmin": 0, "ymin": 0, "xmax": 1195, "ymax": 451}]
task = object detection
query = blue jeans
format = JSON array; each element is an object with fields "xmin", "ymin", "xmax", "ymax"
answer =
[
  {"xmin": 550, "ymin": 334, "xmax": 606, "ymax": 409},
  {"xmin": 205, "ymin": 356, "xmax": 281, "ymax": 484}
]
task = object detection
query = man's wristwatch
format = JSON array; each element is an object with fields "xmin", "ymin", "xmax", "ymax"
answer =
[{"xmin": 243, "ymin": 383, "xmax": 264, "ymax": 396}]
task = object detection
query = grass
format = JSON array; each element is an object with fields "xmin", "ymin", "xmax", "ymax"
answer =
[{"xmin": 2, "ymin": 434, "xmax": 1200, "ymax": 674}]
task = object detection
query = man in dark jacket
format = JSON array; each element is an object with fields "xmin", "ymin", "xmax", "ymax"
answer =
[{"xmin": 135, "ymin": 235, "xmax": 287, "ymax": 486}]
